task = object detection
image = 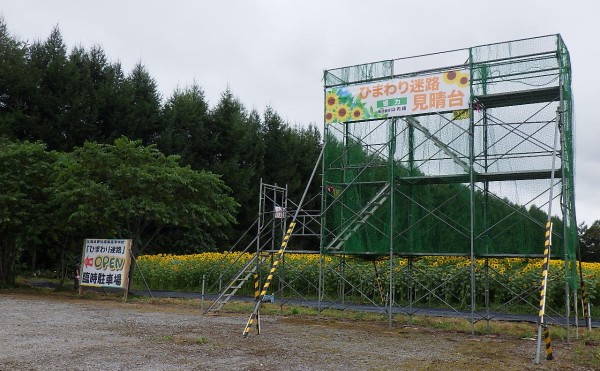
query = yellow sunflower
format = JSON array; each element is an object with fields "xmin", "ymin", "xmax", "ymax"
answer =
[
  {"xmin": 351, "ymin": 106, "xmax": 364, "ymax": 121},
  {"xmin": 325, "ymin": 109, "xmax": 338, "ymax": 124},
  {"xmin": 336, "ymin": 104, "xmax": 350, "ymax": 121},
  {"xmin": 442, "ymin": 70, "xmax": 459, "ymax": 85},
  {"xmin": 457, "ymin": 72, "xmax": 469, "ymax": 88},
  {"xmin": 325, "ymin": 91, "xmax": 339, "ymax": 108}
]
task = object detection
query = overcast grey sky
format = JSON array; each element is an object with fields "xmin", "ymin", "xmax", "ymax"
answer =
[{"xmin": 1, "ymin": 0, "xmax": 597, "ymax": 225}]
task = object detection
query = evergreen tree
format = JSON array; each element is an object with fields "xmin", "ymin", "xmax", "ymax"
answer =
[
  {"xmin": 0, "ymin": 17, "xmax": 33, "ymax": 139},
  {"xmin": 118, "ymin": 63, "xmax": 162, "ymax": 144},
  {"xmin": 60, "ymin": 46, "xmax": 103, "ymax": 146},
  {"xmin": 23, "ymin": 26, "xmax": 74, "ymax": 151},
  {"xmin": 97, "ymin": 60, "xmax": 128, "ymax": 143},
  {"xmin": 261, "ymin": 107, "xmax": 322, "ymax": 200},
  {"xmin": 204, "ymin": 90, "xmax": 261, "ymax": 240},
  {"xmin": 157, "ymin": 83, "xmax": 209, "ymax": 166},
  {"xmin": 64, "ymin": 44, "xmax": 128, "ymax": 146}
]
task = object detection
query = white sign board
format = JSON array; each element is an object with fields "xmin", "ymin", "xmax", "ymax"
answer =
[
  {"xmin": 274, "ymin": 206, "xmax": 286, "ymax": 219},
  {"xmin": 325, "ymin": 70, "xmax": 470, "ymax": 123},
  {"xmin": 80, "ymin": 239, "xmax": 132, "ymax": 289}
]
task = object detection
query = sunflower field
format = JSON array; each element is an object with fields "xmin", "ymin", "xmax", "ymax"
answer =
[{"xmin": 132, "ymin": 253, "xmax": 600, "ymax": 313}]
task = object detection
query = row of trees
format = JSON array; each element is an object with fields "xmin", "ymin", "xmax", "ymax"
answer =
[{"xmin": 0, "ymin": 19, "xmax": 322, "ymax": 283}]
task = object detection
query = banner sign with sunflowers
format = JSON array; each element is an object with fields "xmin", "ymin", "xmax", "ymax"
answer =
[
  {"xmin": 325, "ymin": 70, "xmax": 470, "ymax": 124},
  {"xmin": 79, "ymin": 239, "xmax": 132, "ymax": 289}
]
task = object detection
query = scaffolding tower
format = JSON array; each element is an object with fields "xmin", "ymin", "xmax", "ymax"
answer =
[{"xmin": 321, "ymin": 34, "xmax": 580, "ymax": 334}]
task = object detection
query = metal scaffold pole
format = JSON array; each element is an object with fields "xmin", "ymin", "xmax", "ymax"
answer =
[
  {"xmin": 388, "ymin": 118, "xmax": 396, "ymax": 329},
  {"xmin": 534, "ymin": 108, "xmax": 561, "ymax": 364},
  {"xmin": 558, "ymin": 55, "xmax": 572, "ymax": 345},
  {"xmin": 468, "ymin": 47, "xmax": 476, "ymax": 336}
]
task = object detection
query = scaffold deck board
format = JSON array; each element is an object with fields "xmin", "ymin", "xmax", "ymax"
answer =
[
  {"xmin": 396, "ymin": 169, "xmax": 562, "ymax": 185},
  {"xmin": 475, "ymin": 86, "xmax": 560, "ymax": 108}
]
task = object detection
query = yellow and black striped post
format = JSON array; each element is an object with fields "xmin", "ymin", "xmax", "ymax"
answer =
[
  {"xmin": 254, "ymin": 274, "xmax": 260, "ymax": 301},
  {"xmin": 535, "ymin": 221, "xmax": 553, "ymax": 363},
  {"xmin": 243, "ymin": 221, "xmax": 296, "ymax": 338},
  {"xmin": 253, "ymin": 274, "xmax": 261, "ymax": 334},
  {"xmin": 544, "ymin": 325, "xmax": 554, "ymax": 360},
  {"xmin": 538, "ymin": 222, "xmax": 551, "ymax": 319}
]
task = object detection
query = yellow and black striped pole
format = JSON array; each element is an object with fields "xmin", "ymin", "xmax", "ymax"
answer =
[
  {"xmin": 543, "ymin": 325, "xmax": 554, "ymax": 360},
  {"xmin": 243, "ymin": 221, "xmax": 296, "ymax": 337},
  {"xmin": 535, "ymin": 221, "xmax": 553, "ymax": 363},
  {"xmin": 253, "ymin": 274, "xmax": 261, "ymax": 334},
  {"xmin": 254, "ymin": 274, "xmax": 260, "ymax": 301}
]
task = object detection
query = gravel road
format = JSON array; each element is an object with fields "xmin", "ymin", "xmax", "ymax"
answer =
[{"xmin": 0, "ymin": 293, "xmax": 591, "ymax": 370}]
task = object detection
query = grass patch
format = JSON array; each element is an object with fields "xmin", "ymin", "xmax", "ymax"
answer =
[
  {"xmin": 194, "ymin": 337, "xmax": 209, "ymax": 345},
  {"xmin": 572, "ymin": 330, "xmax": 600, "ymax": 367}
]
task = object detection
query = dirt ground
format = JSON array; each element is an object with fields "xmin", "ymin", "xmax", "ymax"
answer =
[{"xmin": 0, "ymin": 292, "xmax": 595, "ymax": 370}]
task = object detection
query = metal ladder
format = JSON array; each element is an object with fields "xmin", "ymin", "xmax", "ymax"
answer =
[
  {"xmin": 204, "ymin": 249, "xmax": 270, "ymax": 314},
  {"xmin": 325, "ymin": 183, "xmax": 391, "ymax": 250}
]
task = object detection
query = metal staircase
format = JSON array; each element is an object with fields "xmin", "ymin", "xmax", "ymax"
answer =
[
  {"xmin": 405, "ymin": 116, "xmax": 471, "ymax": 173},
  {"xmin": 325, "ymin": 183, "xmax": 391, "ymax": 250},
  {"xmin": 203, "ymin": 248, "xmax": 270, "ymax": 314}
]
